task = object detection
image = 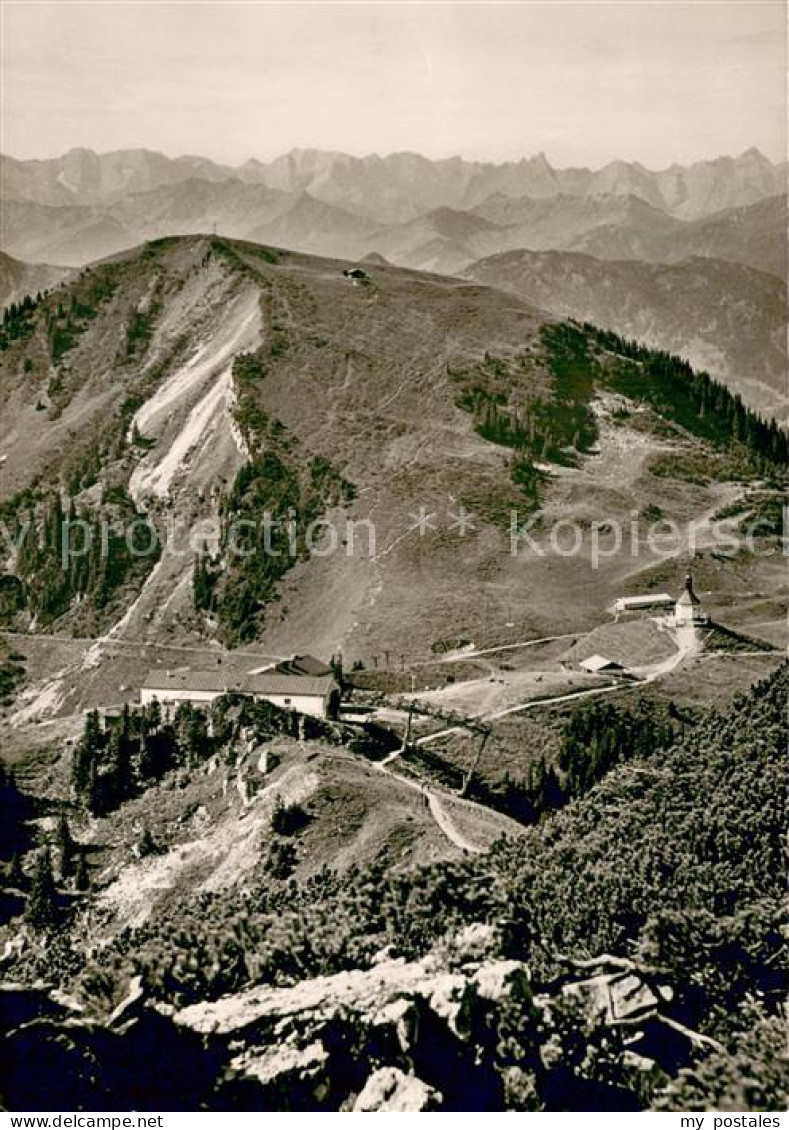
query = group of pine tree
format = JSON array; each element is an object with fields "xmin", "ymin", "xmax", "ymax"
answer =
[
  {"xmin": 24, "ymin": 817, "xmax": 91, "ymax": 934},
  {"xmin": 455, "ymin": 322, "xmax": 788, "ymax": 495},
  {"xmin": 69, "ymin": 692, "xmax": 318, "ymax": 820},
  {"xmin": 13, "ymin": 691, "xmax": 330, "ymax": 934},
  {"xmin": 2, "ymin": 489, "xmax": 158, "ymax": 627},
  {"xmin": 0, "ymin": 760, "xmax": 28, "ymax": 861},
  {"xmin": 587, "ymin": 324, "xmax": 789, "ymax": 467},
  {"xmin": 71, "ymin": 701, "xmax": 211, "ymax": 817},
  {"xmin": 3, "ymin": 699, "xmax": 210, "ymax": 935},
  {"xmin": 480, "ymin": 700, "xmax": 677, "ymax": 823},
  {"xmin": 0, "ymin": 760, "xmax": 87, "ymax": 933},
  {"xmin": 455, "ymin": 327, "xmax": 600, "ymax": 486},
  {"xmin": 0, "ymin": 266, "xmax": 120, "ymax": 360},
  {"xmin": 0, "ymin": 294, "xmax": 40, "ymax": 351}
]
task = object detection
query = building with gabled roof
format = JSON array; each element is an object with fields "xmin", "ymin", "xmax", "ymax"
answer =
[
  {"xmin": 613, "ymin": 593, "xmax": 674, "ymax": 613},
  {"xmin": 579, "ymin": 654, "xmax": 628, "ymax": 676},
  {"xmin": 140, "ymin": 663, "xmax": 340, "ymax": 718}
]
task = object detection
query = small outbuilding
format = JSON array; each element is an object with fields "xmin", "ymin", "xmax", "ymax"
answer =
[
  {"xmin": 579, "ymin": 654, "xmax": 627, "ymax": 676},
  {"xmin": 613, "ymin": 593, "xmax": 674, "ymax": 613}
]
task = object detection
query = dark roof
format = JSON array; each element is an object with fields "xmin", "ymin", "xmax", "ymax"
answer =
[
  {"xmin": 246, "ymin": 671, "xmax": 336, "ymax": 697},
  {"xmin": 248, "ymin": 654, "xmax": 332, "ymax": 678},
  {"xmin": 142, "ymin": 667, "xmax": 336, "ymax": 698},
  {"xmin": 276, "ymin": 654, "xmax": 332, "ymax": 677}
]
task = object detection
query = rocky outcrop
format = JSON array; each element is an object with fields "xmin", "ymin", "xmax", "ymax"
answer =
[
  {"xmin": 0, "ymin": 940, "xmax": 709, "ymax": 1111},
  {"xmin": 172, "ymin": 938, "xmax": 533, "ymax": 1110}
]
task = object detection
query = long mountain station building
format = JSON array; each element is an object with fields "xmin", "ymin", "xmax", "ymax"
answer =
[{"xmin": 140, "ymin": 654, "xmax": 341, "ymax": 719}]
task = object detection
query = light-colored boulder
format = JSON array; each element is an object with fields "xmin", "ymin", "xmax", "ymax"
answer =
[
  {"xmin": 353, "ymin": 1067, "xmax": 440, "ymax": 1112},
  {"xmin": 231, "ymin": 1038, "xmax": 329, "ymax": 1089},
  {"xmin": 427, "ymin": 973, "xmax": 475, "ymax": 1039},
  {"xmin": 473, "ymin": 959, "xmax": 532, "ymax": 1006}
]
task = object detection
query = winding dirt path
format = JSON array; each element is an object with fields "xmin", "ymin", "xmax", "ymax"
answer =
[
  {"xmin": 372, "ymin": 752, "xmax": 520, "ymax": 855},
  {"xmin": 419, "ymin": 633, "xmax": 578, "ymax": 665}
]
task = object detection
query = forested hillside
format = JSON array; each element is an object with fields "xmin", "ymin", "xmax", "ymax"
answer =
[
  {"xmin": 102, "ymin": 663, "xmax": 786, "ymax": 1012},
  {"xmin": 5, "ymin": 663, "xmax": 784, "ymax": 1110},
  {"xmin": 463, "ymin": 248, "xmax": 788, "ymax": 419}
]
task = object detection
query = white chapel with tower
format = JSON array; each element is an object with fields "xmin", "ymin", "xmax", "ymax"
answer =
[{"xmin": 674, "ymin": 573, "xmax": 708, "ymax": 627}]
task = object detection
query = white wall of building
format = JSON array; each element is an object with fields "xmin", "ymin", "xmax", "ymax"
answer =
[
  {"xmin": 140, "ymin": 687, "xmax": 330, "ymax": 718},
  {"xmin": 253, "ymin": 692, "xmax": 327, "ymax": 718},
  {"xmin": 614, "ymin": 595, "xmax": 673, "ymax": 612},
  {"xmin": 675, "ymin": 605, "xmax": 708, "ymax": 626},
  {"xmin": 140, "ymin": 687, "xmax": 219, "ymax": 707}
]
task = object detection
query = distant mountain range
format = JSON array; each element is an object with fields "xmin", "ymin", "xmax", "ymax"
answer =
[
  {"xmin": 463, "ymin": 249, "xmax": 788, "ymax": 420},
  {"xmin": 2, "ymin": 148, "xmax": 785, "ymax": 278},
  {"xmin": 3, "ymin": 145, "xmax": 785, "ymax": 221},
  {"xmin": 362, "ymin": 193, "xmax": 787, "ymax": 280}
]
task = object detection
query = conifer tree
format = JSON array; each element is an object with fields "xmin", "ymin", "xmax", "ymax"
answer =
[
  {"xmin": 71, "ymin": 740, "xmax": 92, "ymax": 801},
  {"xmin": 145, "ymin": 698, "xmax": 162, "ymax": 733},
  {"xmin": 75, "ymin": 850, "xmax": 90, "ymax": 891},
  {"xmin": 104, "ymin": 727, "xmax": 133, "ymax": 809},
  {"xmin": 55, "ymin": 812, "xmax": 75, "ymax": 879},
  {"xmin": 84, "ymin": 709, "xmax": 102, "ymax": 753},
  {"xmin": 25, "ymin": 847, "xmax": 59, "ymax": 932},
  {"xmin": 137, "ymin": 825, "xmax": 160, "ymax": 858},
  {"xmin": 8, "ymin": 852, "xmax": 24, "ymax": 888}
]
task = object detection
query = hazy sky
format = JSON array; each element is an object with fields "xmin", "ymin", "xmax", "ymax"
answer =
[{"xmin": 1, "ymin": 1, "xmax": 786, "ymax": 167}]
